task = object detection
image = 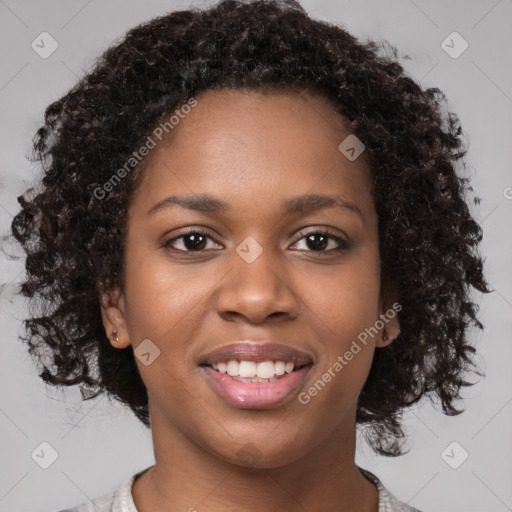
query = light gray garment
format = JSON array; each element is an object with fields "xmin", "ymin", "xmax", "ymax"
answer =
[{"xmin": 57, "ymin": 465, "xmax": 423, "ymax": 512}]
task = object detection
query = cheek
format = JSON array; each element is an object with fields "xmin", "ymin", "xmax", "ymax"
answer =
[
  {"xmin": 297, "ymin": 294, "xmax": 378, "ymax": 433},
  {"xmin": 122, "ymin": 244, "xmax": 221, "ymax": 379},
  {"xmin": 302, "ymin": 253, "xmax": 381, "ymax": 398},
  {"xmin": 123, "ymin": 241, "xmax": 198, "ymax": 335},
  {"xmin": 122, "ymin": 253, "xmax": 209, "ymax": 412},
  {"xmin": 308, "ymin": 254, "xmax": 381, "ymax": 344}
]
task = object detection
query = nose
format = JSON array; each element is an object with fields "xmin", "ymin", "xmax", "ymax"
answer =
[{"xmin": 216, "ymin": 245, "xmax": 300, "ymax": 324}]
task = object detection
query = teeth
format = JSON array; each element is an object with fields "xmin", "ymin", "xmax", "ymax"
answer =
[
  {"xmin": 226, "ymin": 360, "xmax": 239, "ymax": 376},
  {"xmin": 210, "ymin": 360, "xmax": 297, "ymax": 378},
  {"xmin": 275, "ymin": 361, "xmax": 286, "ymax": 375},
  {"xmin": 256, "ymin": 361, "xmax": 275, "ymax": 379},
  {"xmin": 239, "ymin": 360, "xmax": 257, "ymax": 377}
]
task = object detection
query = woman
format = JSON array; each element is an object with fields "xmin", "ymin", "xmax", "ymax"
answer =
[{"xmin": 11, "ymin": 0, "xmax": 489, "ymax": 510}]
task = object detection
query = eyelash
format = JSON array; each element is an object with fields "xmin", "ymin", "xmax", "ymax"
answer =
[{"xmin": 162, "ymin": 228, "xmax": 350, "ymax": 254}]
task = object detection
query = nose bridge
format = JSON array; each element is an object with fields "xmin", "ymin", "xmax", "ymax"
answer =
[{"xmin": 216, "ymin": 235, "xmax": 298, "ymax": 322}]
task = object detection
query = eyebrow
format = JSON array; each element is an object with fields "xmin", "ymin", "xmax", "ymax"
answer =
[{"xmin": 148, "ymin": 193, "xmax": 364, "ymax": 219}]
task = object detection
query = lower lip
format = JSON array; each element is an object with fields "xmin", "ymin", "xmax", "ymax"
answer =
[{"xmin": 201, "ymin": 365, "xmax": 312, "ymax": 409}]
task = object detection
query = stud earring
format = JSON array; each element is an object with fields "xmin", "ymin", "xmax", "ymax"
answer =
[{"xmin": 110, "ymin": 330, "xmax": 119, "ymax": 343}]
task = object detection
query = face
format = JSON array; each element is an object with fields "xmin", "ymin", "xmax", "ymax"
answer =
[{"xmin": 100, "ymin": 88, "xmax": 399, "ymax": 468}]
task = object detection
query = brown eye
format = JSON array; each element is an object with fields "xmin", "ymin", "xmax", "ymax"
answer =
[
  {"xmin": 291, "ymin": 229, "xmax": 350, "ymax": 253},
  {"xmin": 304, "ymin": 232, "xmax": 329, "ymax": 251},
  {"xmin": 162, "ymin": 230, "xmax": 222, "ymax": 252}
]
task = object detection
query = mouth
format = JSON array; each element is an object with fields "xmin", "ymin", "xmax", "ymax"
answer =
[{"xmin": 198, "ymin": 342, "xmax": 314, "ymax": 409}]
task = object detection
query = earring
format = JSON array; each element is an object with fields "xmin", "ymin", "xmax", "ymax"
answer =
[{"xmin": 110, "ymin": 330, "xmax": 119, "ymax": 343}]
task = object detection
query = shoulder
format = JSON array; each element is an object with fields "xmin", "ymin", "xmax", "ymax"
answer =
[
  {"xmin": 359, "ymin": 467, "xmax": 425, "ymax": 512},
  {"xmin": 55, "ymin": 466, "xmax": 151, "ymax": 512},
  {"xmin": 55, "ymin": 490, "xmax": 116, "ymax": 512}
]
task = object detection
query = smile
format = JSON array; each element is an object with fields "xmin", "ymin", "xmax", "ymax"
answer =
[{"xmin": 200, "ymin": 360, "xmax": 313, "ymax": 408}]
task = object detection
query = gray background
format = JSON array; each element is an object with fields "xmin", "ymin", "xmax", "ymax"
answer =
[{"xmin": 1, "ymin": 1, "xmax": 511, "ymax": 511}]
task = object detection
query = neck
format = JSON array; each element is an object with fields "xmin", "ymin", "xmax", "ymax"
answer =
[{"xmin": 132, "ymin": 403, "xmax": 378, "ymax": 512}]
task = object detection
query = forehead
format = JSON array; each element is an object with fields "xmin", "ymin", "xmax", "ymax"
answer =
[{"xmin": 131, "ymin": 88, "xmax": 374, "ymax": 220}]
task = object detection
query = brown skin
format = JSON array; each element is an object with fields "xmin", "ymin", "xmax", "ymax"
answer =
[{"xmin": 100, "ymin": 89, "xmax": 400, "ymax": 512}]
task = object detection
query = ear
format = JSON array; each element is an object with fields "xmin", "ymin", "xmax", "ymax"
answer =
[
  {"xmin": 99, "ymin": 286, "xmax": 131, "ymax": 349},
  {"xmin": 376, "ymin": 278, "xmax": 401, "ymax": 348}
]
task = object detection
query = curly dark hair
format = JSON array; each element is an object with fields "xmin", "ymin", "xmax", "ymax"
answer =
[{"xmin": 10, "ymin": 0, "xmax": 489, "ymax": 456}]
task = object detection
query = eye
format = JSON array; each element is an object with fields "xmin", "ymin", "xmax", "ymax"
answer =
[
  {"xmin": 162, "ymin": 228, "xmax": 350, "ymax": 254},
  {"xmin": 162, "ymin": 230, "xmax": 222, "ymax": 252},
  {"xmin": 290, "ymin": 228, "xmax": 350, "ymax": 253}
]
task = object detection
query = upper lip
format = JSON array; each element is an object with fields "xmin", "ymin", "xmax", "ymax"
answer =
[{"xmin": 198, "ymin": 342, "xmax": 314, "ymax": 366}]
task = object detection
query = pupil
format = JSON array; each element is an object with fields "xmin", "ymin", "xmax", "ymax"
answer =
[
  {"xmin": 307, "ymin": 234, "xmax": 327, "ymax": 250},
  {"xmin": 185, "ymin": 234, "xmax": 206, "ymax": 250}
]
